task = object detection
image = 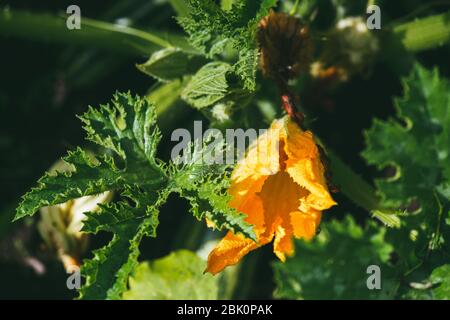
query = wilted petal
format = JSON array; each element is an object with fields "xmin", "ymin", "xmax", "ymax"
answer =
[{"xmin": 206, "ymin": 232, "xmax": 261, "ymax": 275}]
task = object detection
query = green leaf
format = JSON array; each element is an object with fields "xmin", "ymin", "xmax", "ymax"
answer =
[
  {"xmin": 362, "ymin": 64, "xmax": 450, "ymax": 298},
  {"xmin": 123, "ymin": 250, "xmax": 219, "ymax": 299},
  {"xmin": 80, "ymin": 187, "xmax": 164, "ymax": 300},
  {"xmin": 15, "ymin": 89, "xmax": 260, "ymax": 299},
  {"xmin": 16, "ymin": 92, "xmax": 167, "ymax": 221},
  {"xmin": 74, "ymin": 93, "xmax": 171, "ymax": 299},
  {"xmin": 363, "ymin": 64, "xmax": 450, "ymax": 215},
  {"xmin": 181, "ymin": 62, "xmax": 233, "ymax": 109},
  {"xmin": 15, "ymin": 92, "xmax": 171, "ymax": 299},
  {"xmin": 79, "ymin": 92, "xmax": 167, "ymax": 185},
  {"xmin": 169, "ymin": 140, "xmax": 256, "ymax": 240},
  {"xmin": 179, "ymin": 176, "xmax": 256, "ymax": 240},
  {"xmin": 178, "ymin": 0, "xmax": 278, "ymax": 91},
  {"xmin": 137, "ymin": 48, "xmax": 205, "ymax": 82},
  {"xmin": 15, "ymin": 149, "xmax": 120, "ymax": 220},
  {"xmin": 234, "ymin": 48, "xmax": 259, "ymax": 92},
  {"xmin": 273, "ymin": 216, "xmax": 398, "ymax": 299},
  {"xmin": 403, "ymin": 264, "xmax": 450, "ymax": 299},
  {"xmin": 178, "ymin": 0, "xmax": 233, "ymax": 56},
  {"xmin": 429, "ymin": 264, "xmax": 450, "ymax": 299},
  {"xmin": 233, "ymin": 0, "xmax": 277, "ymax": 91}
]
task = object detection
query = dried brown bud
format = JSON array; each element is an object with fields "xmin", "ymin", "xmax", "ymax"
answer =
[{"xmin": 258, "ymin": 11, "xmax": 313, "ymax": 80}]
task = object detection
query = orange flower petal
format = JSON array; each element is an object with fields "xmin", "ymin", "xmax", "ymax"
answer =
[
  {"xmin": 258, "ymin": 171, "xmax": 305, "ymax": 237},
  {"xmin": 206, "ymin": 232, "xmax": 262, "ymax": 275},
  {"xmin": 206, "ymin": 116, "xmax": 336, "ymax": 274},
  {"xmin": 290, "ymin": 209, "xmax": 322, "ymax": 240},
  {"xmin": 286, "ymin": 158, "xmax": 337, "ymax": 211},
  {"xmin": 282, "ymin": 120, "xmax": 336, "ymax": 211},
  {"xmin": 273, "ymin": 225, "xmax": 294, "ymax": 261},
  {"xmin": 228, "ymin": 176, "xmax": 266, "ymax": 232},
  {"xmin": 231, "ymin": 119, "xmax": 282, "ymax": 183}
]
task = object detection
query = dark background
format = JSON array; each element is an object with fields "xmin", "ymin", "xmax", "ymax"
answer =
[{"xmin": 0, "ymin": 0, "xmax": 449, "ymax": 299}]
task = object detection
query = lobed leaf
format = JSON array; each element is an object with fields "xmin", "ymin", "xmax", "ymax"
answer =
[
  {"xmin": 362, "ymin": 64, "xmax": 450, "ymax": 298},
  {"xmin": 16, "ymin": 90, "xmax": 259, "ymax": 299},
  {"xmin": 273, "ymin": 216, "xmax": 397, "ymax": 299},
  {"xmin": 15, "ymin": 149, "xmax": 122, "ymax": 221},
  {"xmin": 362, "ymin": 64, "xmax": 450, "ymax": 212},
  {"xmin": 79, "ymin": 187, "xmax": 165, "ymax": 300},
  {"xmin": 178, "ymin": 0, "xmax": 278, "ymax": 91}
]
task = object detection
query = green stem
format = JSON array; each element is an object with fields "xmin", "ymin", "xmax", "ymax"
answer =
[
  {"xmin": 326, "ymin": 149, "xmax": 381, "ymax": 212},
  {"xmin": 81, "ymin": 17, "xmax": 172, "ymax": 48},
  {"xmin": 171, "ymin": 216, "xmax": 206, "ymax": 251},
  {"xmin": 388, "ymin": 1, "xmax": 450, "ymax": 25},
  {"xmin": 0, "ymin": 8, "xmax": 187, "ymax": 56},
  {"xmin": 218, "ymin": 264, "xmax": 242, "ymax": 299},
  {"xmin": 169, "ymin": 0, "xmax": 191, "ymax": 17},
  {"xmin": 392, "ymin": 11, "xmax": 450, "ymax": 52},
  {"xmin": 325, "ymin": 148, "xmax": 402, "ymax": 227},
  {"xmin": 289, "ymin": 0, "xmax": 301, "ymax": 16},
  {"xmin": 232, "ymin": 251, "xmax": 260, "ymax": 299}
]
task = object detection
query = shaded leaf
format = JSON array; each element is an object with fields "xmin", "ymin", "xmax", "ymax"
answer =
[
  {"xmin": 273, "ymin": 216, "xmax": 397, "ymax": 299},
  {"xmin": 137, "ymin": 48, "xmax": 205, "ymax": 82},
  {"xmin": 181, "ymin": 62, "xmax": 232, "ymax": 109},
  {"xmin": 123, "ymin": 250, "xmax": 218, "ymax": 299}
]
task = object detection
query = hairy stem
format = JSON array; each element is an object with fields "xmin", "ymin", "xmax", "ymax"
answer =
[{"xmin": 391, "ymin": 10, "xmax": 450, "ymax": 52}]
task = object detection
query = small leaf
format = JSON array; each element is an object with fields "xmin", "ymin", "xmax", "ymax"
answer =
[
  {"xmin": 429, "ymin": 264, "xmax": 450, "ymax": 299},
  {"xmin": 181, "ymin": 61, "xmax": 232, "ymax": 109},
  {"xmin": 234, "ymin": 48, "xmax": 259, "ymax": 92},
  {"xmin": 371, "ymin": 210, "xmax": 402, "ymax": 228},
  {"xmin": 137, "ymin": 48, "xmax": 205, "ymax": 82}
]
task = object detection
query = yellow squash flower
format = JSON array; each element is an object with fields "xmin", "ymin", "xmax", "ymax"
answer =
[{"xmin": 206, "ymin": 116, "xmax": 336, "ymax": 274}]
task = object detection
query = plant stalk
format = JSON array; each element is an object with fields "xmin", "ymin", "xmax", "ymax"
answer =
[{"xmin": 391, "ymin": 10, "xmax": 450, "ymax": 52}]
